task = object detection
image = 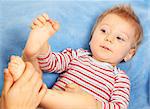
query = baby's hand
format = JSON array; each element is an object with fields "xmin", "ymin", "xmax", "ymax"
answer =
[{"xmin": 31, "ymin": 13, "xmax": 60, "ymax": 37}]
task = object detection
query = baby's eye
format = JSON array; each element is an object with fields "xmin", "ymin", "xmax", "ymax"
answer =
[
  {"xmin": 100, "ymin": 28, "xmax": 107, "ymax": 33},
  {"xmin": 116, "ymin": 36, "xmax": 125, "ymax": 41}
]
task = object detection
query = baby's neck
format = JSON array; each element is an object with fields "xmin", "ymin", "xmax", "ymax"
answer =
[{"xmin": 91, "ymin": 55, "xmax": 116, "ymax": 67}]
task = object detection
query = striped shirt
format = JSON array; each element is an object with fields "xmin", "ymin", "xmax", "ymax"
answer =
[{"xmin": 37, "ymin": 48, "xmax": 130, "ymax": 109}]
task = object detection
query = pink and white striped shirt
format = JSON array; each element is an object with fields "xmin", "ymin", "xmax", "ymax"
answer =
[{"xmin": 37, "ymin": 48, "xmax": 130, "ymax": 109}]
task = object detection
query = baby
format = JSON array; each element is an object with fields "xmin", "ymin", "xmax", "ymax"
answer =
[{"xmin": 8, "ymin": 5, "xmax": 143, "ymax": 109}]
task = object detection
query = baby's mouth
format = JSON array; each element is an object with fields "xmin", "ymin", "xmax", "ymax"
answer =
[{"xmin": 100, "ymin": 45, "xmax": 112, "ymax": 52}]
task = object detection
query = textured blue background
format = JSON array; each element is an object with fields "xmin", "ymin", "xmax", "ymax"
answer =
[{"xmin": 0, "ymin": 0, "xmax": 150, "ymax": 109}]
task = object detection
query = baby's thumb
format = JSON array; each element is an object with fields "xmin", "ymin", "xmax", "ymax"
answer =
[{"xmin": 3, "ymin": 69, "xmax": 14, "ymax": 94}]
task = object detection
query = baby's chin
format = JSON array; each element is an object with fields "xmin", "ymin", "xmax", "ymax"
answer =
[
  {"xmin": 93, "ymin": 53, "xmax": 112, "ymax": 61},
  {"xmin": 92, "ymin": 54, "xmax": 118, "ymax": 65}
]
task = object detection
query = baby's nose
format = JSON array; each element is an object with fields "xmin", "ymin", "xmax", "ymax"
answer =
[{"xmin": 104, "ymin": 35, "xmax": 114, "ymax": 43}]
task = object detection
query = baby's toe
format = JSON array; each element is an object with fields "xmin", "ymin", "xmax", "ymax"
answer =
[
  {"xmin": 10, "ymin": 56, "xmax": 24, "ymax": 65},
  {"xmin": 8, "ymin": 63, "xmax": 18, "ymax": 73},
  {"xmin": 15, "ymin": 56, "xmax": 24, "ymax": 64},
  {"xmin": 13, "ymin": 73, "xmax": 20, "ymax": 81},
  {"xmin": 8, "ymin": 63, "xmax": 22, "ymax": 81},
  {"xmin": 10, "ymin": 55, "xmax": 16, "ymax": 60},
  {"xmin": 10, "ymin": 56, "xmax": 19, "ymax": 64}
]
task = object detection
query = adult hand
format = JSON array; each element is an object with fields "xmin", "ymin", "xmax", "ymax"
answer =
[{"xmin": 0, "ymin": 62, "xmax": 47, "ymax": 109}]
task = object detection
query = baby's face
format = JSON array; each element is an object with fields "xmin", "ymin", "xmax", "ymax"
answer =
[{"xmin": 90, "ymin": 13, "xmax": 136, "ymax": 66}]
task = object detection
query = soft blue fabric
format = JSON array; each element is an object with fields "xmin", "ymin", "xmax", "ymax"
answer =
[{"xmin": 0, "ymin": 0, "xmax": 149, "ymax": 109}]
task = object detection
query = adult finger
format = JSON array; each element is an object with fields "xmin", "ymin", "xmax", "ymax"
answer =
[
  {"xmin": 28, "ymin": 71, "xmax": 41, "ymax": 89},
  {"xmin": 15, "ymin": 62, "xmax": 35, "ymax": 87},
  {"xmin": 3, "ymin": 69, "xmax": 13, "ymax": 94},
  {"xmin": 39, "ymin": 84, "xmax": 47, "ymax": 97},
  {"xmin": 33, "ymin": 76, "xmax": 43, "ymax": 94},
  {"xmin": 36, "ymin": 83, "xmax": 47, "ymax": 105}
]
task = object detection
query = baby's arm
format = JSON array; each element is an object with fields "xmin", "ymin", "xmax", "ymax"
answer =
[
  {"xmin": 98, "ymin": 72, "xmax": 130, "ymax": 109},
  {"xmin": 37, "ymin": 48, "xmax": 78, "ymax": 73},
  {"xmin": 40, "ymin": 71, "xmax": 130, "ymax": 109}
]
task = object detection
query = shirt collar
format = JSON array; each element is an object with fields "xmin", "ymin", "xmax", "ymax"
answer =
[{"xmin": 89, "ymin": 56, "xmax": 115, "ymax": 72}]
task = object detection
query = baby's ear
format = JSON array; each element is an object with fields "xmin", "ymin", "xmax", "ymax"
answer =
[{"xmin": 124, "ymin": 48, "xmax": 136, "ymax": 62}]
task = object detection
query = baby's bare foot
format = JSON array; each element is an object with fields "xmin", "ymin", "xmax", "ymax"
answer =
[
  {"xmin": 8, "ymin": 56, "xmax": 25, "ymax": 81},
  {"xmin": 24, "ymin": 13, "xmax": 59, "ymax": 58}
]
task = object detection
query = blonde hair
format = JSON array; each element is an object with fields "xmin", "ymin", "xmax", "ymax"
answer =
[{"xmin": 91, "ymin": 4, "xmax": 143, "ymax": 50}]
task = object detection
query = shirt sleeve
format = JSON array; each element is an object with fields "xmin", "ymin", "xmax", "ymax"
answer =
[
  {"xmin": 101, "ymin": 71, "xmax": 130, "ymax": 109},
  {"xmin": 37, "ymin": 47, "xmax": 89, "ymax": 73}
]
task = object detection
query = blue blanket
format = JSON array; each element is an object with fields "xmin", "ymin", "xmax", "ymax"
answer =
[{"xmin": 0, "ymin": 0, "xmax": 149, "ymax": 109}]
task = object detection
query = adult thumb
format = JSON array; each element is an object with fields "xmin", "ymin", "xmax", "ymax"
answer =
[{"xmin": 3, "ymin": 69, "xmax": 14, "ymax": 94}]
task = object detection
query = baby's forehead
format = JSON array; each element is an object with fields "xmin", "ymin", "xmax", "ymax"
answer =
[
  {"xmin": 99, "ymin": 13, "xmax": 133, "ymax": 25},
  {"xmin": 99, "ymin": 14, "xmax": 135, "ymax": 31}
]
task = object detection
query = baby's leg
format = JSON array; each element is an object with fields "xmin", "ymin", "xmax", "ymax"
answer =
[
  {"xmin": 23, "ymin": 13, "xmax": 59, "ymax": 74},
  {"xmin": 22, "ymin": 53, "xmax": 43, "ymax": 76},
  {"xmin": 23, "ymin": 13, "xmax": 59, "ymax": 59},
  {"xmin": 8, "ymin": 56, "xmax": 25, "ymax": 81},
  {"xmin": 40, "ymin": 89, "xmax": 97, "ymax": 109}
]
